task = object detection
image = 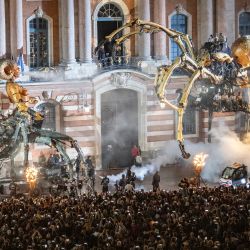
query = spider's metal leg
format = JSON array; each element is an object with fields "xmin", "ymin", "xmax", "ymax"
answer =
[
  {"xmin": 155, "ymin": 57, "xmax": 182, "ymax": 102},
  {"xmin": 177, "ymin": 69, "xmax": 201, "ymax": 159},
  {"xmin": 105, "ymin": 19, "xmax": 138, "ymax": 41},
  {"xmin": 115, "ymin": 30, "xmax": 142, "ymax": 45},
  {"xmin": 20, "ymin": 121, "xmax": 29, "ymax": 167}
]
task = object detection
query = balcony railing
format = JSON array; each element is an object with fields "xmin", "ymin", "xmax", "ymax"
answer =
[
  {"xmin": 23, "ymin": 55, "xmax": 188, "ymax": 82},
  {"xmin": 93, "ymin": 56, "xmax": 145, "ymax": 71}
]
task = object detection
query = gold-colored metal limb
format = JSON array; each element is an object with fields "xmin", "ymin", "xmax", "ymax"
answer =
[
  {"xmin": 105, "ymin": 19, "xmax": 138, "ymax": 41},
  {"xmin": 179, "ymin": 69, "xmax": 201, "ymax": 108},
  {"xmin": 155, "ymin": 57, "xmax": 182, "ymax": 101},
  {"xmin": 105, "ymin": 19, "xmax": 195, "ymax": 60},
  {"xmin": 137, "ymin": 20, "xmax": 194, "ymax": 59},
  {"xmin": 176, "ymin": 69, "xmax": 201, "ymax": 159},
  {"xmin": 158, "ymin": 96, "xmax": 179, "ymax": 112},
  {"xmin": 115, "ymin": 30, "xmax": 141, "ymax": 45}
]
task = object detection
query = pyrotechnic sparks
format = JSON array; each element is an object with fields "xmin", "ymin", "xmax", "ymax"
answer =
[
  {"xmin": 193, "ymin": 152, "xmax": 209, "ymax": 176},
  {"xmin": 25, "ymin": 166, "xmax": 38, "ymax": 189}
]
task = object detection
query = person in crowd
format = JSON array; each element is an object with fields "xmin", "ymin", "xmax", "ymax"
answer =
[
  {"xmin": 85, "ymin": 155, "xmax": 93, "ymax": 169},
  {"xmin": 126, "ymin": 166, "xmax": 132, "ymax": 183},
  {"xmin": 87, "ymin": 161, "xmax": 95, "ymax": 190},
  {"xmin": 152, "ymin": 171, "xmax": 160, "ymax": 192},
  {"xmin": 131, "ymin": 144, "xmax": 140, "ymax": 165},
  {"xmin": 119, "ymin": 174, "xmax": 126, "ymax": 191},
  {"xmin": 101, "ymin": 175, "xmax": 110, "ymax": 193},
  {"xmin": 9, "ymin": 179, "xmax": 17, "ymax": 196},
  {"xmin": 77, "ymin": 180, "xmax": 83, "ymax": 195},
  {"xmin": 75, "ymin": 156, "xmax": 80, "ymax": 180},
  {"xmin": 125, "ymin": 181, "xmax": 134, "ymax": 192},
  {"xmin": 69, "ymin": 179, "xmax": 77, "ymax": 197},
  {"xmin": 102, "ymin": 144, "xmax": 113, "ymax": 169},
  {"xmin": 0, "ymin": 187, "xmax": 249, "ymax": 249},
  {"xmin": 38, "ymin": 151, "xmax": 47, "ymax": 167},
  {"xmin": 47, "ymin": 152, "xmax": 60, "ymax": 168}
]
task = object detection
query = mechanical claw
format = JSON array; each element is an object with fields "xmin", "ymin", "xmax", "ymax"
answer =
[{"xmin": 178, "ymin": 141, "xmax": 191, "ymax": 159}]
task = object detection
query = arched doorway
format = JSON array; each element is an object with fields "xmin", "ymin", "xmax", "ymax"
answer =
[
  {"xmin": 101, "ymin": 89, "xmax": 138, "ymax": 168},
  {"xmin": 97, "ymin": 3, "xmax": 123, "ymax": 55}
]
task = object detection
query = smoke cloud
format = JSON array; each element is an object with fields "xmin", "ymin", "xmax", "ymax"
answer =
[{"xmin": 108, "ymin": 124, "xmax": 250, "ymax": 184}]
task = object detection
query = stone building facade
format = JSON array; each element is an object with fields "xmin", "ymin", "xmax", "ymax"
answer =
[{"xmin": 0, "ymin": 0, "xmax": 250, "ymax": 169}]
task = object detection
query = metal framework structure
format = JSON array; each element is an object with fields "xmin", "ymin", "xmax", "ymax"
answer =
[
  {"xmin": 104, "ymin": 19, "xmax": 250, "ymax": 158},
  {"xmin": 0, "ymin": 60, "xmax": 94, "ymax": 192}
]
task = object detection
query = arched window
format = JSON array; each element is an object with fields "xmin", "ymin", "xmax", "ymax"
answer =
[
  {"xmin": 239, "ymin": 12, "xmax": 250, "ymax": 36},
  {"xmin": 98, "ymin": 3, "xmax": 122, "ymax": 18},
  {"xmin": 170, "ymin": 14, "xmax": 187, "ymax": 61},
  {"xmin": 36, "ymin": 102, "xmax": 56, "ymax": 131},
  {"xmin": 97, "ymin": 3, "xmax": 123, "ymax": 47},
  {"xmin": 29, "ymin": 17, "xmax": 49, "ymax": 68}
]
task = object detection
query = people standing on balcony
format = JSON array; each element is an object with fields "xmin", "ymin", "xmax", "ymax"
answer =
[
  {"xmin": 114, "ymin": 45, "xmax": 122, "ymax": 65},
  {"xmin": 97, "ymin": 45, "xmax": 106, "ymax": 66}
]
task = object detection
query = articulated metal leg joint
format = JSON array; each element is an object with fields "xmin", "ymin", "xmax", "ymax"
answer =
[{"xmin": 178, "ymin": 140, "xmax": 191, "ymax": 159}]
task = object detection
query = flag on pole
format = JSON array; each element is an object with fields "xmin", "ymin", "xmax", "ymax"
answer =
[{"xmin": 17, "ymin": 53, "xmax": 25, "ymax": 75}]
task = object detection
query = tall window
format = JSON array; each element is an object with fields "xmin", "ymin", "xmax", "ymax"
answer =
[
  {"xmin": 170, "ymin": 14, "xmax": 187, "ymax": 61},
  {"xmin": 183, "ymin": 108, "xmax": 196, "ymax": 135},
  {"xmin": 183, "ymin": 96, "xmax": 197, "ymax": 135},
  {"xmin": 29, "ymin": 17, "xmax": 49, "ymax": 68},
  {"xmin": 239, "ymin": 12, "xmax": 250, "ymax": 36},
  {"xmin": 36, "ymin": 102, "xmax": 56, "ymax": 131}
]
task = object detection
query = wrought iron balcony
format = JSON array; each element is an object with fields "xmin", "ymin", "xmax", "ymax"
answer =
[{"xmin": 93, "ymin": 55, "xmax": 142, "ymax": 70}]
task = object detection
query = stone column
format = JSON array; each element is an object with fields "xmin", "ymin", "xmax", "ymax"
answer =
[
  {"xmin": 58, "ymin": 0, "xmax": 63, "ymax": 63},
  {"xmin": 16, "ymin": 0, "xmax": 23, "ymax": 54},
  {"xmin": 0, "ymin": 0, "xmax": 6, "ymax": 58},
  {"xmin": 137, "ymin": 0, "xmax": 151, "ymax": 59},
  {"xmin": 154, "ymin": 0, "xmax": 166, "ymax": 60},
  {"xmin": 197, "ymin": 0, "xmax": 213, "ymax": 47},
  {"xmin": 79, "ymin": 0, "xmax": 92, "ymax": 63},
  {"xmin": 64, "ymin": 0, "xmax": 76, "ymax": 64},
  {"xmin": 216, "ymin": 0, "xmax": 235, "ymax": 46}
]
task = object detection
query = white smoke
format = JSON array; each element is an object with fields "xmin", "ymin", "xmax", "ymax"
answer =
[
  {"xmin": 26, "ymin": 69, "xmax": 65, "ymax": 82},
  {"xmin": 108, "ymin": 125, "xmax": 250, "ymax": 184},
  {"xmin": 108, "ymin": 163, "xmax": 161, "ymax": 183}
]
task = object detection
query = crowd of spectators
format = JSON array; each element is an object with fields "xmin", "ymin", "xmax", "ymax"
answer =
[{"xmin": 0, "ymin": 186, "xmax": 249, "ymax": 249}]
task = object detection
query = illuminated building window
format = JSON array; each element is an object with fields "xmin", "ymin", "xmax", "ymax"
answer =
[
  {"xmin": 170, "ymin": 14, "xmax": 187, "ymax": 61},
  {"xmin": 29, "ymin": 17, "xmax": 49, "ymax": 68},
  {"xmin": 239, "ymin": 12, "xmax": 250, "ymax": 36}
]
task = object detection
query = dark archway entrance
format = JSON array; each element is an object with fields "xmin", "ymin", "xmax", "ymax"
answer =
[
  {"xmin": 97, "ymin": 3, "xmax": 123, "ymax": 56},
  {"xmin": 101, "ymin": 89, "xmax": 138, "ymax": 168}
]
